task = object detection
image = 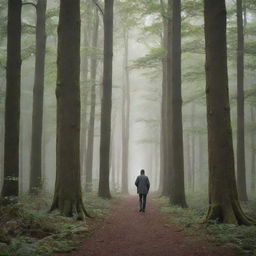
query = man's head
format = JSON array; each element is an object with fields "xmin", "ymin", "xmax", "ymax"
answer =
[{"xmin": 140, "ymin": 169, "xmax": 145, "ymax": 175}]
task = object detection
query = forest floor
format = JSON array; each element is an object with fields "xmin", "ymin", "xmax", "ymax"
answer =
[{"xmin": 58, "ymin": 195, "xmax": 237, "ymax": 256}]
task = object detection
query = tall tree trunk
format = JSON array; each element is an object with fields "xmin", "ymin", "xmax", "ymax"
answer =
[
  {"xmin": 98, "ymin": 0, "xmax": 114, "ymax": 199},
  {"xmin": 81, "ymin": 5, "xmax": 93, "ymax": 182},
  {"xmin": 160, "ymin": 18, "xmax": 169, "ymax": 196},
  {"xmin": 204, "ymin": 0, "xmax": 254, "ymax": 225},
  {"xmin": 85, "ymin": 9, "xmax": 99, "ymax": 192},
  {"xmin": 236, "ymin": 0, "xmax": 248, "ymax": 202},
  {"xmin": 121, "ymin": 28, "xmax": 130, "ymax": 195},
  {"xmin": 1, "ymin": 0, "xmax": 22, "ymax": 198},
  {"xmin": 191, "ymin": 104, "xmax": 195, "ymax": 192},
  {"xmin": 251, "ymin": 107, "xmax": 255, "ymax": 193},
  {"xmin": 50, "ymin": 0, "xmax": 88, "ymax": 219},
  {"xmin": 169, "ymin": 0, "xmax": 187, "ymax": 207},
  {"xmin": 30, "ymin": 0, "xmax": 47, "ymax": 194}
]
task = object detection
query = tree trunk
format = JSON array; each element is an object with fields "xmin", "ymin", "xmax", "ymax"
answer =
[
  {"xmin": 236, "ymin": 0, "xmax": 248, "ymax": 202},
  {"xmin": 81, "ymin": 5, "xmax": 93, "ymax": 182},
  {"xmin": 1, "ymin": 0, "xmax": 22, "ymax": 198},
  {"xmin": 191, "ymin": 104, "xmax": 195, "ymax": 192},
  {"xmin": 169, "ymin": 0, "xmax": 187, "ymax": 208},
  {"xmin": 85, "ymin": 9, "xmax": 99, "ymax": 192},
  {"xmin": 50, "ymin": 0, "xmax": 88, "ymax": 219},
  {"xmin": 204, "ymin": 0, "xmax": 254, "ymax": 225},
  {"xmin": 98, "ymin": 0, "xmax": 114, "ymax": 199},
  {"xmin": 121, "ymin": 28, "xmax": 130, "ymax": 195},
  {"xmin": 30, "ymin": 0, "xmax": 47, "ymax": 194},
  {"xmin": 160, "ymin": 18, "xmax": 169, "ymax": 196},
  {"xmin": 251, "ymin": 107, "xmax": 255, "ymax": 193}
]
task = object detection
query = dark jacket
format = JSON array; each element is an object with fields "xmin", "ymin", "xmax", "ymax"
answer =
[{"xmin": 135, "ymin": 174, "xmax": 150, "ymax": 195}]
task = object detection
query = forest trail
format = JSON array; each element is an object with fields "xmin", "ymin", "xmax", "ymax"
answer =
[{"xmin": 60, "ymin": 196, "xmax": 237, "ymax": 256}]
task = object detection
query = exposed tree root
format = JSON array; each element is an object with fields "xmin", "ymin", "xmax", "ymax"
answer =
[
  {"xmin": 50, "ymin": 197, "xmax": 92, "ymax": 220},
  {"xmin": 206, "ymin": 201, "xmax": 256, "ymax": 225}
]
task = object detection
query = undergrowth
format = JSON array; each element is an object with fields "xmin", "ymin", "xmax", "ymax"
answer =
[
  {"xmin": 155, "ymin": 193, "xmax": 256, "ymax": 255},
  {"xmin": 0, "ymin": 192, "xmax": 114, "ymax": 256}
]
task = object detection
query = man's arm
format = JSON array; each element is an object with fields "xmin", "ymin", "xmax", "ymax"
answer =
[
  {"xmin": 147, "ymin": 177, "xmax": 150, "ymax": 190},
  {"xmin": 135, "ymin": 176, "xmax": 139, "ymax": 187}
]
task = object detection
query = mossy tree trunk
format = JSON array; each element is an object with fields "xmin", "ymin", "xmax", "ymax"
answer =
[
  {"xmin": 30, "ymin": 0, "xmax": 47, "ymax": 194},
  {"xmin": 98, "ymin": 0, "xmax": 114, "ymax": 199},
  {"xmin": 204, "ymin": 0, "xmax": 254, "ymax": 225},
  {"xmin": 236, "ymin": 0, "xmax": 248, "ymax": 202},
  {"xmin": 168, "ymin": 0, "xmax": 187, "ymax": 208},
  {"xmin": 50, "ymin": 0, "xmax": 87, "ymax": 219},
  {"xmin": 1, "ymin": 0, "xmax": 22, "ymax": 198},
  {"xmin": 85, "ymin": 8, "xmax": 99, "ymax": 192}
]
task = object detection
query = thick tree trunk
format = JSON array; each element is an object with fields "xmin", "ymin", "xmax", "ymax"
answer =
[
  {"xmin": 169, "ymin": 0, "xmax": 187, "ymax": 207},
  {"xmin": 236, "ymin": 0, "xmax": 248, "ymax": 202},
  {"xmin": 98, "ymin": 0, "xmax": 114, "ymax": 199},
  {"xmin": 204, "ymin": 0, "xmax": 254, "ymax": 225},
  {"xmin": 50, "ymin": 0, "xmax": 88, "ymax": 219},
  {"xmin": 121, "ymin": 28, "xmax": 130, "ymax": 195},
  {"xmin": 1, "ymin": 0, "xmax": 22, "ymax": 198},
  {"xmin": 30, "ymin": 0, "xmax": 47, "ymax": 194},
  {"xmin": 85, "ymin": 9, "xmax": 99, "ymax": 192}
]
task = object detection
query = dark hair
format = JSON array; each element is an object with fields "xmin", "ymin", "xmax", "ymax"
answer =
[{"xmin": 140, "ymin": 169, "xmax": 145, "ymax": 175}]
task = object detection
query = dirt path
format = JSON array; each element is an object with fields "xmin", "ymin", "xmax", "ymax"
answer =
[{"xmin": 61, "ymin": 195, "xmax": 237, "ymax": 256}]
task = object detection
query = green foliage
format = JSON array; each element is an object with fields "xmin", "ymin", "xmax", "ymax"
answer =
[
  {"xmin": 155, "ymin": 194, "xmax": 256, "ymax": 255},
  {"xmin": 0, "ymin": 192, "xmax": 113, "ymax": 256}
]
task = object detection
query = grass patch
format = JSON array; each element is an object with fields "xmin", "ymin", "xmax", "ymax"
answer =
[
  {"xmin": 155, "ymin": 193, "xmax": 256, "ymax": 255},
  {"xmin": 0, "ymin": 192, "xmax": 115, "ymax": 256}
]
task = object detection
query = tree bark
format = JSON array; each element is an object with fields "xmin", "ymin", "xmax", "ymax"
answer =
[
  {"xmin": 121, "ymin": 28, "xmax": 130, "ymax": 195},
  {"xmin": 1, "ymin": 0, "xmax": 22, "ymax": 198},
  {"xmin": 50, "ymin": 0, "xmax": 88, "ymax": 219},
  {"xmin": 204, "ymin": 0, "xmax": 254, "ymax": 225},
  {"xmin": 98, "ymin": 0, "xmax": 114, "ymax": 199},
  {"xmin": 29, "ymin": 0, "xmax": 47, "ymax": 194},
  {"xmin": 85, "ymin": 9, "xmax": 99, "ymax": 192},
  {"xmin": 169, "ymin": 0, "xmax": 187, "ymax": 207},
  {"xmin": 236, "ymin": 0, "xmax": 248, "ymax": 202}
]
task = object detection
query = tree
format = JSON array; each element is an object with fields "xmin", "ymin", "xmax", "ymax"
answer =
[
  {"xmin": 204, "ymin": 0, "xmax": 254, "ymax": 225},
  {"xmin": 85, "ymin": 8, "xmax": 99, "ymax": 192},
  {"xmin": 29, "ymin": 0, "xmax": 47, "ymax": 194},
  {"xmin": 121, "ymin": 27, "xmax": 130, "ymax": 195},
  {"xmin": 236, "ymin": 0, "xmax": 248, "ymax": 201},
  {"xmin": 98, "ymin": 0, "xmax": 114, "ymax": 199},
  {"xmin": 168, "ymin": 0, "xmax": 187, "ymax": 207},
  {"xmin": 1, "ymin": 0, "xmax": 22, "ymax": 198},
  {"xmin": 50, "ymin": 0, "xmax": 87, "ymax": 218}
]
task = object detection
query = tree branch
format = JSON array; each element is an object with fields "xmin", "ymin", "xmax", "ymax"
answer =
[
  {"xmin": 22, "ymin": 2, "xmax": 37, "ymax": 9},
  {"xmin": 92, "ymin": 0, "xmax": 104, "ymax": 16}
]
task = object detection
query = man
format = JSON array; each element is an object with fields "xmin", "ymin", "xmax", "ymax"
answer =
[{"xmin": 135, "ymin": 169, "xmax": 150, "ymax": 212}]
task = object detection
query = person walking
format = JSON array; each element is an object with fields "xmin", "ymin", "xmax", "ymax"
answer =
[{"xmin": 135, "ymin": 169, "xmax": 150, "ymax": 212}]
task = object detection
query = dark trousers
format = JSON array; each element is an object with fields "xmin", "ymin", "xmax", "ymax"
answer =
[{"xmin": 139, "ymin": 194, "xmax": 147, "ymax": 211}]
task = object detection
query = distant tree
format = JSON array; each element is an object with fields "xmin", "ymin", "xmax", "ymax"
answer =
[
  {"xmin": 50, "ymin": 0, "xmax": 88, "ymax": 218},
  {"xmin": 236, "ymin": 0, "xmax": 248, "ymax": 202},
  {"xmin": 85, "ymin": 8, "xmax": 99, "ymax": 192},
  {"xmin": 98, "ymin": 0, "xmax": 114, "ymax": 199},
  {"xmin": 204, "ymin": 0, "xmax": 254, "ymax": 224},
  {"xmin": 1, "ymin": 0, "xmax": 22, "ymax": 198},
  {"xmin": 29, "ymin": 0, "xmax": 47, "ymax": 194},
  {"xmin": 121, "ymin": 27, "xmax": 130, "ymax": 195}
]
